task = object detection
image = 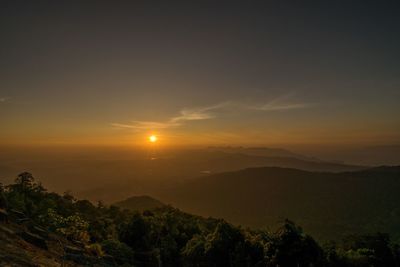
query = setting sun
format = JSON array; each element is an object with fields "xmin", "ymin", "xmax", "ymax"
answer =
[{"xmin": 149, "ymin": 135, "xmax": 158, "ymax": 143}]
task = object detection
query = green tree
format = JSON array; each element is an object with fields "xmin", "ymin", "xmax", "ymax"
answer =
[
  {"xmin": 204, "ymin": 221, "xmax": 245, "ymax": 267},
  {"xmin": 119, "ymin": 213, "xmax": 151, "ymax": 251},
  {"xmin": 265, "ymin": 220, "xmax": 325, "ymax": 267}
]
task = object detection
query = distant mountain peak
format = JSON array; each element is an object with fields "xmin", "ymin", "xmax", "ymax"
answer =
[
  {"xmin": 114, "ymin": 195, "xmax": 164, "ymax": 211},
  {"xmin": 207, "ymin": 146, "xmax": 318, "ymax": 161}
]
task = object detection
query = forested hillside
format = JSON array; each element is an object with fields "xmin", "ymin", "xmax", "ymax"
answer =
[
  {"xmin": 163, "ymin": 166, "xmax": 400, "ymax": 241},
  {"xmin": 114, "ymin": 196, "xmax": 164, "ymax": 212},
  {"xmin": 2, "ymin": 172, "xmax": 400, "ymax": 266},
  {"xmin": 0, "ymin": 148, "xmax": 364, "ymax": 204}
]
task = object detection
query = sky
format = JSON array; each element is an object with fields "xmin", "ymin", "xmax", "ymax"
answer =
[{"xmin": 1, "ymin": 1, "xmax": 399, "ymax": 147}]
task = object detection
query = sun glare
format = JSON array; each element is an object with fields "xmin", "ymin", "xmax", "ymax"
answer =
[{"xmin": 149, "ymin": 135, "xmax": 158, "ymax": 143}]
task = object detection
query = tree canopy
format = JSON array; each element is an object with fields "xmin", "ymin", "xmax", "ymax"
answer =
[{"xmin": 2, "ymin": 172, "xmax": 400, "ymax": 267}]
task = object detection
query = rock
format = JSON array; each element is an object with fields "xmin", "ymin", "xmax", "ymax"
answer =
[
  {"xmin": 64, "ymin": 245, "xmax": 85, "ymax": 255},
  {"xmin": 9, "ymin": 209, "xmax": 25, "ymax": 218},
  {"xmin": 29, "ymin": 225, "xmax": 49, "ymax": 238},
  {"xmin": 63, "ymin": 253, "xmax": 102, "ymax": 266},
  {"xmin": 0, "ymin": 208, "xmax": 8, "ymax": 223},
  {"xmin": 16, "ymin": 218, "xmax": 30, "ymax": 224},
  {"xmin": 71, "ymin": 239, "xmax": 85, "ymax": 248},
  {"xmin": 9, "ymin": 209, "xmax": 29, "ymax": 223},
  {"xmin": 63, "ymin": 253, "xmax": 89, "ymax": 265},
  {"xmin": 19, "ymin": 231, "xmax": 48, "ymax": 250},
  {"xmin": 0, "ymin": 186, "xmax": 7, "ymax": 205},
  {"xmin": 0, "ymin": 224, "xmax": 14, "ymax": 235}
]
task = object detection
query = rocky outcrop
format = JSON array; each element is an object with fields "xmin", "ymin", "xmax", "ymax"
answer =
[
  {"xmin": 28, "ymin": 225, "xmax": 49, "ymax": 239},
  {"xmin": 19, "ymin": 231, "xmax": 48, "ymax": 250},
  {"xmin": 64, "ymin": 245, "xmax": 85, "ymax": 255},
  {"xmin": 0, "ymin": 209, "xmax": 8, "ymax": 223}
]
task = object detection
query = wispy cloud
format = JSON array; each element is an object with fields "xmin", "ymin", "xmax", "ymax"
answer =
[
  {"xmin": 111, "ymin": 122, "xmax": 179, "ymax": 130},
  {"xmin": 250, "ymin": 102, "xmax": 312, "ymax": 111},
  {"xmin": 111, "ymin": 96, "xmax": 312, "ymax": 131},
  {"xmin": 248, "ymin": 93, "xmax": 313, "ymax": 111},
  {"xmin": 111, "ymin": 102, "xmax": 229, "ymax": 130},
  {"xmin": 171, "ymin": 102, "xmax": 231, "ymax": 122}
]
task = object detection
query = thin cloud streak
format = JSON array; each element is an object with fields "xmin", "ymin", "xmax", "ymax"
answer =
[
  {"xmin": 111, "ymin": 122, "xmax": 179, "ymax": 130},
  {"xmin": 112, "ymin": 98, "xmax": 312, "ymax": 131},
  {"xmin": 171, "ymin": 102, "xmax": 231, "ymax": 122},
  {"xmin": 250, "ymin": 102, "xmax": 312, "ymax": 111},
  {"xmin": 0, "ymin": 97, "xmax": 10, "ymax": 103},
  {"xmin": 248, "ymin": 93, "xmax": 314, "ymax": 111},
  {"xmin": 112, "ymin": 102, "xmax": 231, "ymax": 130}
]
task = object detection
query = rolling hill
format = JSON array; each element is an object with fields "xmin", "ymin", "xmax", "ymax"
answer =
[
  {"xmin": 161, "ymin": 166, "xmax": 400, "ymax": 241},
  {"xmin": 0, "ymin": 147, "xmax": 366, "ymax": 204},
  {"xmin": 114, "ymin": 195, "xmax": 165, "ymax": 211}
]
